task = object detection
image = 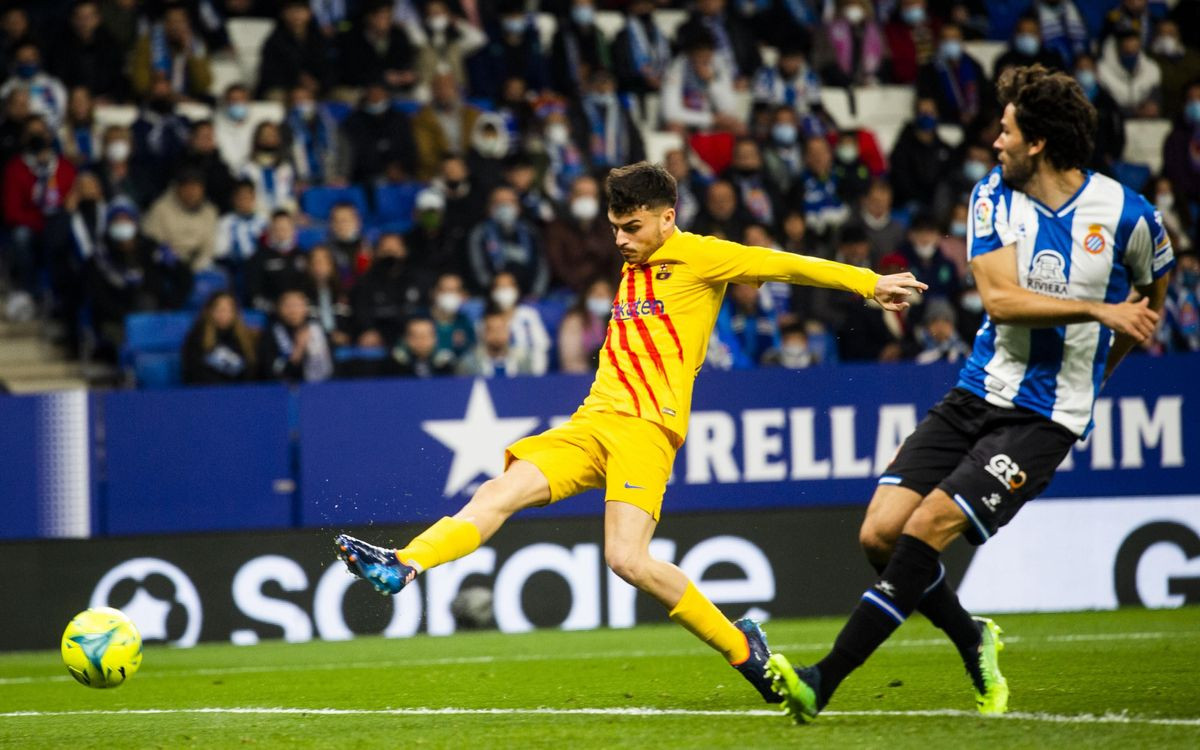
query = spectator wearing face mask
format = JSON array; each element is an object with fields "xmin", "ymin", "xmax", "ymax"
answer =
[
  {"xmin": 427, "ymin": 272, "xmax": 475, "ymax": 357},
  {"xmin": 182, "ymin": 291, "xmax": 259, "ymax": 384},
  {"xmin": 1163, "ymin": 81, "xmax": 1200, "ymax": 204},
  {"xmin": 661, "ymin": 25, "xmax": 743, "ymax": 135},
  {"xmin": 557, "ymin": 276, "xmax": 614, "ymax": 373},
  {"xmin": 245, "ymin": 210, "xmax": 308, "ymax": 312},
  {"xmin": 760, "ymin": 106, "xmax": 805, "ymax": 195},
  {"xmin": 1144, "ymin": 175, "xmax": 1192, "ymax": 253},
  {"xmin": 815, "ymin": 0, "xmax": 891, "ymax": 88},
  {"xmin": 466, "ymin": 4, "xmax": 548, "ymax": 102},
  {"xmin": 325, "ymin": 202, "xmax": 371, "ymax": 281},
  {"xmin": 286, "ymin": 85, "xmax": 341, "ymax": 186},
  {"xmin": 353, "ymin": 232, "xmax": 421, "ymax": 345},
  {"xmin": 889, "ymin": 96, "xmax": 953, "ymax": 211},
  {"xmin": 612, "ymin": 0, "xmax": 670, "ymax": 98},
  {"xmin": 753, "ymin": 43, "xmax": 823, "ymax": 118},
  {"xmin": 994, "ymin": 13, "xmax": 1066, "ymax": 79},
  {"xmin": 1099, "ymin": 30, "xmax": 1162, "ymax": 118},
  {"xmin": 466, "ymin": 185, "xmax": 548, "ymax": 297},
  {"xmin": 487, "ymin": 271, "xmax": 550, "ymax": 376},
  {"xmin": 537, "ymin": 107, "xmax": 588, "ymax": 205},
  {"xmin": 899, "ymin": 211, "xmax": 960, "ymax": 315},
  {"xmin": 884, "ymin": 0, "xmax": 939, "ymax": 85},
  {"xmin": 239, "ymin": 121, "xmax": 298, "ymax": 215},
  {"xmin": 848, "ymin": 178, "xmax": 905, "ymax": 267},
  {"xmin": 337, "ymin": 82, "xmax": 417, "ymax": 185},
  {"xmin": 1, "ymin": 41, "xmax": 68, "ymax": 130},
  {"xmin": 464, "ymin": 113, "xmax": 511, "ymax": 198},
  {"xmin": 544, "ymin": 175, "xmax": 620, "ymax": 293},
  {"xmin": 913, "ymin": 298, "xmax": 970, "ymax": 363},
  {"xmin": 405, "ymin": 188, "xmax": 464, "ymax": 285},
  {"xmin": 2, "ymin": 117, "xmax": 77, "ymax": 294},
  {"xmin": 410, "ymin": 1, "xmax": 486, "ymax": 93},
  {"xmin": 830, "ymin": 130, "xmax": 873, "ymax": 209},
  {"xmin": 94, "ymin": 125, "xmax": 154, "ymax": 208},
  {"xmin": 940, "ymin": 202, "xmax": 971, "ymax": 278},
  {"xmin": 762, "ymin": 323, "xmax": 814, "ymax": 369},
  {"xmin": 214, "ymin": 84, "xmax": 255, "ymax": 169},
  {"xmin": 87, "ymin": 202, "xmax": 193, "ymax": 359},
  {"xmin": 130, "ymin": 78, "xmax": 192, "ymax": 200},
  {"xmin": 1148, "ymin": 19, "xmax": 1200, "ymax": 122},
  {"xmin": 932, "ymin": 142, "xmax": 993, "ymax": 219},
  {"xmin": 258, "ymin": 288, "xmax": 334, "ymax": 383},
  {"xmin": 916, "ymin": 22, "xmax": 988, "ymax": 128},
  {"xmin": 567, "ymin": 70, "xmax": 645, "ymax": 172},
  {"xmin": 1073, "ymin": 53, "xmax": 1127, "ymax": 175},
  {"xmin": 550, "ymin": 0, "xmax": 613, "ymax": 96}
]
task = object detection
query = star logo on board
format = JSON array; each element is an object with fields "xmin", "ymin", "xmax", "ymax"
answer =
[{"xmin": 421, "ymin": 379, "xmax": 540, "ymax": 497}]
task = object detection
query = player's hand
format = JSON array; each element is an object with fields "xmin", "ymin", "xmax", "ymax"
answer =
[
  {"xmin": 873, "ymin": 272, "xmax": 927, "ymax": 311},
  {"xmin": 1096, "ymin": 297, "xmax": 1159, "ymax": 343}
]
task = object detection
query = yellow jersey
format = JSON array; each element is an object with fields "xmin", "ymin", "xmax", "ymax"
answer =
[{"xmin": 579, "ymin": 229, "xmax": 881, "ymax": 440}]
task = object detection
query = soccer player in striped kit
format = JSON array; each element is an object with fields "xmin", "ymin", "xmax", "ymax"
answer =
[
  {"xmin": 335, "ymin": 161, "xmax": 924, "ymax": 701},
  {"xmin": 769, "ymin": 65, "xmax": 1174, "ymax": 722}
]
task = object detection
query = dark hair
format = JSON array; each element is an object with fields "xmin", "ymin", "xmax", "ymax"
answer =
[
  {"xmin": 838, "ymin": 224, "xmax": 869, "ymax": 246},
  {"xmin": 910, "ymin": 211, "xmax": 939, "ymax": 232},
  {"xmin": 996, "ymin": 64, "xmax": 1096, "ymax": 171},
  {"xmin": 604, "ymin": 161, "xmax": 677, "ymax": 215},
  {"xmin": 232, "ymin": 177, "xmax": 256, "ymax": 193}
]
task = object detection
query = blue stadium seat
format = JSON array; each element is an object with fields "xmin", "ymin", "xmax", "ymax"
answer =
[
  {"xmin": 1111, "ymin": 162, "xmax": 1152, "ymax": 192},
  {"xmin": 186, "ymin": 269, "xmax": 230, "ymax": 309},
  {"xmin": 243, "ymin": 310, "xmax": 267, "ymax": 330},
  {"xmin": 300, "ymin": 186, "xmax": 369, "ymax": 222},
  {"xmin": 534, "ymin": 298, "xmax": 569, "ymax": 337},
  {"xmin": 133, "ymin": 351, "xmax": 182, "ymax": 388},
  {"xmin": 323, "ymin": 101, "xmax": 352, "ymax": 122},
  {"xmin": 296, "ymin": 225, "xmax": 327, "ymax": 250},
  {"xmin": 123, "ymin": 311, "xmax": 196, "ymax": 358},
  {"xmin": 372, "ymin": 182, "xmax": 423, "ymax": 234},
  {"xmin": 393, "ymin": 100, "xmax": 422, "ymax": 116},
  {"xmin": 333, "ymin": 345, "xmax": 388, "ymax": 362}
]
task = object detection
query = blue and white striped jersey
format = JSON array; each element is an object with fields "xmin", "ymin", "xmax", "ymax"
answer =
[{"xmin": 958, "ymin": 167, "xmax": 1175, "ymax": 436}]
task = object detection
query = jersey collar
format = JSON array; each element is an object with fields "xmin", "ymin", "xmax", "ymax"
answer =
[{"xmin": 1028, "ymin": 170, "xmax": 1092, "ymax": 218}]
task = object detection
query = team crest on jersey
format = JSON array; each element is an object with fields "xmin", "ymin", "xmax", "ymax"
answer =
[
  {"xmin": 655, "ymin": 264, "xmax": 672, "ymax": 281},
  {"xmin": 1027, "ymin": 249, "xmax": 1069, "ymax": 297},
  {"xmin": 1083, "ymin": 224, "xmax": 1106, "ymax": 255},
  {"xmin": 973, "ymin": 197, "xmax": 994, "ymax": 238}
]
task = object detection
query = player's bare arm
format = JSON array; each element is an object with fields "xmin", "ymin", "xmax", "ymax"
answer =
[
  {"xmin": 1104, "ymin": 275, "xmax": 1170, "ymax": 380},
  {"xmin": 972, "ymin": 244, "xmax": 1159, "ymax": 340}
]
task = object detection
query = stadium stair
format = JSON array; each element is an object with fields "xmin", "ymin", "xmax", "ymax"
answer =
[{"xmin": 0, "ymin": 319, "xmax": 93, "ymax": 394}]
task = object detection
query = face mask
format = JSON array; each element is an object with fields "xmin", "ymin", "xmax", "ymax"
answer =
[
  {"xmin": 502, "ymin": 17, "xmax": 526, "ymax": 36},
  {"xmin": 772, "ymin": 123, "xmax": 797, "ymax": 145},
  {"xmin": 913, "ymin": 241, "xmax": 937, "ymax": 260},
  {"xmin": 963, "ymin": 159, "xmax": 988, "ymax": 182},
  {"xmin": 587, "ymin": 92, "xmax": 617, "ymax": 108},
  {"xmin": 364, "ymin": 100, "xmax": 389, "ymax": 115},
  {"xmin": 15, "ymin": 62, "xmax": 38, "ymax": 79},
  {"xmin": 950, "ymin": 220, "xmax": 967, "ymax": 238},
  {"xmin": 940, "ymin": 40, "xmax": 962, "ymax": 61},
  {"xmin": 1119, "ymin": 52, "xmax": 1139, "ymax": 72},
  {"xmin": 571, "ymin": 5, "xmax": 595, "ymax": 26},
  {"xmin": 492, "ymin": 287, "xmax": 519, "ymax": 310},
  {"xmin": 586, "ymin": 297, "xmax": 612, "ymax": 318},
  {"xmin": 333, "ymin": 226, "xmax": 359, "ymax": 243},
  {"xmin": 1156, "ymin": 193, "xmax": 1173, "ymax": 211},
  {"xmin": 105, "ymin": 140, "xmax": 131, "ymax": 162},
  {"xmin": 843, "ymin": 4, "xmax": 865, "ymax": 25},
  {"xmin": 150, "ymin": 97, "xmax": 174, "ymax": 114},
  {"xmin": 25, "ymin": 134, "xmax": 49, "ymax": 153},
  {"xmin": 1182, "ymin": 270, "xmax": 1200, "ymax": 288},
  {"xmin": 428, "ymin": 14, "xmax": 450, "ymax": 32},
  {"xmin": 960, "ymin": 290, "xmax": 984, "ymax": 314},
  {"xmin": 1076, "ymin": 69, "xmax": 1098, "ymax": 93},
  {"xmin": 492, "ymin": 203, "xmax": 518, "ymax": 227},
  {"xmin": 1153, "ymin": 35, "xmax": 1183, "ymax": 58},
  {"xmin": 780, "ymin": 344, "xmax": 810, "ymax": 368},
  {"xmin": 901, "ymin": 5, "xmax": 925, "ymax": 25},
  {"xmin": 227, "ymin": 102, "xmax": 248, "ymax": 122},
  {"xmin": 570, "ymin": 195, "xmax": 600, "ymax": 221},
  {"xmin": 293, "ymin": 102, "xmax": 315, "ymax": 119},
  {"xmin": 109, "ymin": 221, "xmax": 137, "ymax": 242},
  {"xmin": 255, "ymin": 150, "xmax": 278, "ymax": 165},
  {"xmin": 436, "ymin": 291, "xmax": 463, "ymax": 314},
  {"xmin": 916, "ymin": 113, "xmax": 938, "ymax": 131},
  {"xmin": 418, "ymin": 210, "xmax": 443, "ymax": 231},
  {"xmin": 835, "ymin": 143, "xmax": 859, "ymax": 163},
  {"xmin": 545, "ymin": 122, "xmax": 570, "ymax": 145},
  {"xmin": 1014, "ymin": 33, "xmax": 1039, "ymax": 56},
  {"xmin": 477, "ymin": 136, "xmax": 505, "ymax": 158},
  {"xmin": 1186, "ymin": 100, "xmax": 1200, "ymax": 125}
]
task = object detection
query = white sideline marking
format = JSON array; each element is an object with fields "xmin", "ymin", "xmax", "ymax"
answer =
[
  {"xmin": 0, "ymin": 630, "xmax": 1187, "ymax": 686},
  {"xmin": 0, "ymin": 706, "xmax": 1197, "ymax": 728}
]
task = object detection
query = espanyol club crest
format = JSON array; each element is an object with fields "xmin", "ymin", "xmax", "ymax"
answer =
[{"xmin": 1083, "ymin": 224, "xmax": 1106, "ymax": 255}]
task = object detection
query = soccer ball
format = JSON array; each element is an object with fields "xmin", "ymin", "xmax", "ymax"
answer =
[{"xmin": 61, "ymin": 607, "xmax": 143, "ymax": 688}]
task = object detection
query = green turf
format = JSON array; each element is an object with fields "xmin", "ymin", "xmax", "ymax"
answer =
[{"xmin": 2, "ymin": 608, "xmax": 1198, "ymax": 749}]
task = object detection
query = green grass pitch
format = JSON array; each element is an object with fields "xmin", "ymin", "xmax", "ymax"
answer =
[{"xmin": 2, "ymin": 608, "xmax": 1198, "ymax": 748}]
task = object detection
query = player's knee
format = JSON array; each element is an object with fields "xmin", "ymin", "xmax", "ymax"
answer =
[
  {"xmin": 605, "ymin": 547, "xmax": 648, "ymax": 586},
  {"xmin": 858, "ymin": 523, "xmax": 896, "ymax": 565}
]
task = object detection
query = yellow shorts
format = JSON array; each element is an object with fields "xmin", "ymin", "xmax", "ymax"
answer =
[{"xmin": 505, "ymin": 409, "xmax": 680, "ymax": 521}]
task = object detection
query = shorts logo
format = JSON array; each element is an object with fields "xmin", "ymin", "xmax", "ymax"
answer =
[
  {"xmin": 982, "ymin": 492, "xmax": 1002, "ymax": 511},
  {"xmin": 984, "ymin": 454, "xmax": 1027, "ymax": 491},
  {"xmin": 973, "ymin": 197, "xmax": 994, "ymax": 238},
  {"xmin": 875, "ymin": 580, "xmax": 896, "ymax": 597},
  {"xmin": 1027, "ymin": 250, "xmax": 1069, "ymax": 298},
  {"xmin": 1083, "ymin": 224, "xmax": 1106, "ymax": 255}
]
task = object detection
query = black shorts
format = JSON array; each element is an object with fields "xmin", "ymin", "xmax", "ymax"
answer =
[{"xmin": 879, "ymin": 388, "xmax": 1078, "ymax": 545}]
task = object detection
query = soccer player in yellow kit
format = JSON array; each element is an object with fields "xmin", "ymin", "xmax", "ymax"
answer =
[{"xmin": 335, "ymin": 162, "xmax": 925, "ymax": 702}]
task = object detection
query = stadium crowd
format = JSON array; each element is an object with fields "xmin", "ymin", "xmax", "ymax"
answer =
[{"xmin": 1, "ymin": 0, "xmax": 1198, "ymax": 386}]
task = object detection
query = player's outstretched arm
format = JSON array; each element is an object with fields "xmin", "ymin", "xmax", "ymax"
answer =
[
  {"xmin": 872, "ymin": 272, "xmax": 928, "ymax": 311},
  {"xmin": 973, "ymin": 245, "xmax": 1160, "ymax": 337}
]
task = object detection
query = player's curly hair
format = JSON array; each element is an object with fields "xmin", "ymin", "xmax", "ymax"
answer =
[
  {"xmin": 605, "ymin": 162, "xmax": 678, "ymax": 216},
  {"xmin": 996, "ymin": 64, "xmax": 1097, "ymax": 172}
]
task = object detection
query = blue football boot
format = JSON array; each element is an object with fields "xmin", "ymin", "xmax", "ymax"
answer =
[
  {"xmin": 732, "ymin": 618, "xmax": 785, "ymax": 704},
  {"xmin": 335, "ymin": 534, "xmax": 417, "ymax": 595}
]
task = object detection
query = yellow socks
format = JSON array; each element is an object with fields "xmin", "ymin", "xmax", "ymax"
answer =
[
  {"xmin": 395, "ymin": 516, "xmax": 481, "ymax": 572},
  {"xmin": 668, "ymin": 581, "xmax": 750, "ymax": 664}
]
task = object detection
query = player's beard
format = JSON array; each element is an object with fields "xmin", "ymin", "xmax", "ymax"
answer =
[{"xmin": 1001, "ymin": 148, "xmax": 1037, "ymax": 191}]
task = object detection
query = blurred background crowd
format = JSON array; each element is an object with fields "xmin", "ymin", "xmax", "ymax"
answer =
[{"xmin": 0, "ymin": 0, "xmax": 1198, "ymax": 388}]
